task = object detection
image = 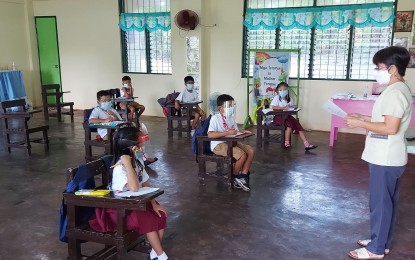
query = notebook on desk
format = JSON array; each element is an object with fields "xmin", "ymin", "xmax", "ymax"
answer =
[
  {"xmin": 226, "ymin": 132, "xmax": 245, "ymax": 138},
  {"xmin": 89, "ymin": 121, "xmax": 125, "ymax": 127}
]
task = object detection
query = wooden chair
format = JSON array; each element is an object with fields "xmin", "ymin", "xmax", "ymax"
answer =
[
  {"xmin": 196, "ymin": 136, "xmax": 238, "ymax": 189},
  {"xmin": 166, "ymin": 102, "xmax": 202, "ymax": 137},
  {"xmin": 106, "ymin": 88, "xmax": 140, "ymax": 126},
  {"xmin": 63, "ymin": 157, "xmax": 163, "ymax": 259},
  {"xmin": 83, "ymin": 109, "xmax": 132, "ymax": 162},
  {"xmin": 256, "ymin": 107, "xmax": 297, "ymax": 148},
  {"xmin": 0, "ymin": 98, "xmax": 49, "ymax": 155},
  {"xmin": 41, "ymin": 84, "xmax": 74, "ymax": 122}
]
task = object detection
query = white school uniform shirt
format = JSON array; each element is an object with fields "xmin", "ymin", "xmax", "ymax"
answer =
[
  {"xmin": 89, "ymin": 107, "xmax": 122, "ymax": 138},
  {"xmin": 176, "ymin": 89, "xmax": 199, "ymax": 103},
  {"xmin": 208, "ymin": 113, "xmax": 239, "ymax": 151},
  {"xmin": 270, "ymin": 95, "xmax": 293, "ymax": 107},
  {"xmin": 111, "ymin": 158, "xmax": 149, "ymax": 191},
  {"xmin": 361, "ymin": 81, "xmax": 412, "ymax": 166}
]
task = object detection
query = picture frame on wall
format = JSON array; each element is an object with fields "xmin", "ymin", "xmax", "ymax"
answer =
[
  {"xmin": 395, "ymin": 11, "xmax": 414, "ymax": 32},
  {"xmin": 393, "ymin": 37, "xmax": 409, "ymax": 48},
  {"xmin": 408, "ymin": 48, "xmax": 415, "ymax": 68}
]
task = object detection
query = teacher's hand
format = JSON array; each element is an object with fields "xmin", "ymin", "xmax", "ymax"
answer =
[{"xmin": 344, "ymin": 116, "xmax": 362, "ymax": 128}]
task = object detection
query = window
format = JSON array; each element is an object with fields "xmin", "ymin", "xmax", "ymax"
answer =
[
  {"xmin": 120, "ymin": 0, "xmax": 172, "ymax": 74},
  {"xmin": 242, "ymin": 0, "xmax": 395, "ymax": 80}
]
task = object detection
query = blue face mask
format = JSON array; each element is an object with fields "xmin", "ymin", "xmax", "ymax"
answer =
[
  {"xmin": 100, "ymin": 101, "xmax": 112, "ymax": 111},
  {"xmin": 278, "ymin": 90, "xmax": 289, "ymax": 98},
  {"xmin": 135, "ymin": 151, "xmax": 143, "ymax": 161},
  {"xmin": 186, "ymin": 84, "xmax": 194, "ymax": 91}
]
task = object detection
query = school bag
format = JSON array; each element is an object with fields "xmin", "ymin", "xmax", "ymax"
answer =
[
  {"xmin": 192, "ymin": 115, "xmax": 212, "ymax": 158},
  {"xmin": 160, "ymin": 91, "xmax": 180, "ymax": 117}
]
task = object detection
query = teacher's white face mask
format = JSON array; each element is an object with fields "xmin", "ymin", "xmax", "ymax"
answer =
[{"xmin": 374, "ymin": 66, "xmax": 391, "ymax": 85}]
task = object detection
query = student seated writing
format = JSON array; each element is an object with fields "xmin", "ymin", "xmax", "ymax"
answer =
[
  {"xmin": 271, "ymin": 82, "xmax": 317, "ymax": 151},
  {"xmin": 207, "ymin": 94, "xmax": 255, "ymax": 191},
  {"xmin": 175, "ymin": 76, "xmax": 206, "ymax": 135},
  {"xmin": 89, "ymin": 90, "xmax": 123, "ymax": 140}
]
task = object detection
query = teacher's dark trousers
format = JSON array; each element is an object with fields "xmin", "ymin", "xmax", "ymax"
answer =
[{"xmin": 366, "ymin": 163, "xmax": 405, "ymax": 255}]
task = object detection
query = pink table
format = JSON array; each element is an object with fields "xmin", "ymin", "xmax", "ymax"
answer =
[{"xmin": 330, "ymin": 95, "xmax": 415, "ymax": 147}]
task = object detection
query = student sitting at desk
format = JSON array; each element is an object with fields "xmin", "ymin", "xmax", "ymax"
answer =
[
  {"xmin": 89, "ymin": 90, "xmax": 123, "ymax": 140},
  {"xmin": 175, "ymin": 76, "xmax": 206, "ymax": 135},
  {"xmin": 271, "ymin": 82, "xmax": 317, "ymax": 151},
  {"xmin": 120, "ymin": 76, "xmax": 145, "ymax": 121},
  {"xmin": 208, "ymin": 94, "xmax": 255, "ymax": 191}
]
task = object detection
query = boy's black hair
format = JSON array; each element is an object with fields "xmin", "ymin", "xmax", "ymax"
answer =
[
  {"xmin": 184, "ymin": 76, "xmax": 194, "ymax": 83},
  {"xmin": 96, "ymin": 90, "xmax": 110, "ymax": 101},
  {"xmin": 276, "ymin": 82, "xmax": 291, "ymax": 103},
  {"xmin": 373, "ymin": 46, "xmax": 410, "ymax": 76},
  {"xmin": 122, "ymin": 76, "xmax": 131, "ymax": 82},
  {"xmin": 111, "ymin": 126, "xmax": 144, "ymax": 180},
  {"xmin": 216, "ymin": 94, "xmax": 234, "ymax": 107}
]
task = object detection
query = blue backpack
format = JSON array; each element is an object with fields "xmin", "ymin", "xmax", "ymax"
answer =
[{"xmin": 192, "ymin": 115, "xmax": 212, "ymax": 156}]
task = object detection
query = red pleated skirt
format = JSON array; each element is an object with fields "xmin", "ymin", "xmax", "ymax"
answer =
[
  {"xmin": 89, "ymin": 202, "xmax": 167, "ymax": 235},
  {"xmin": 273, "ymin": 115, "xmax": 304, "ymax": 132}
]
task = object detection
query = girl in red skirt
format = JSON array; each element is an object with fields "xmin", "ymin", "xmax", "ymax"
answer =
[
  {"xmin": 270, "ymin": 82, "xmax": 317, "ymax": 151},
  {"xmin": 89, "ymin": 126, "xmax": 168, "ymax": 260}
]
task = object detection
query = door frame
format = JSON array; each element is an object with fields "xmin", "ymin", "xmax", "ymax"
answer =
[{"xmin": 35, "ymin": 16, "xmax": 63, "ymax": 88}]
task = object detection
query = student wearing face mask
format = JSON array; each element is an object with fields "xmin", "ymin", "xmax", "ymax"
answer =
[
  {"xmin": 207, "ymin": 94, "xmax": 255, "ymax": 191},
  {"xmin": 270, "ymin": 82, "xmax": 317, "ymax": 150},
  {"xmin": 345, "ymin": 47, "xmax": 412, "ymax": 260},
  {"xmin": 89, "ymin": 90, "xmax": 123, "ymax": 140},
  {"xmin": 119, "ymin": 76, "xmax": 145, "ymax": 121},
  {"xmin": 88, "ymin": 127, "xmax": 168, "ymax": 260},
  {"xmin": 175, "ymin": 76, "xmax": 206, "ymax": 135}
]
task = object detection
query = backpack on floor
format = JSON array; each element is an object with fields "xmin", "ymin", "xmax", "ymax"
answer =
[
  {"xmin": 192, "ymin": 115, "xmax": 212, "ymax": 158},
  {"xmin": 160, "ymin": 91, "xmax": 180, "ymax": 117}
]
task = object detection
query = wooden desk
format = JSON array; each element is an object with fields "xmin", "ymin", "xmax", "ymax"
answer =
[
  {"xmin": 111, "ymin": 97, "xmax": 139, "ymax": 125},
  {"xmin": 330, "ymin": 95, "xmax": 415, "ymax": 147},
  {"xmin": 256, "ymin": 108, "xmax": 298, "ymax": 148}
]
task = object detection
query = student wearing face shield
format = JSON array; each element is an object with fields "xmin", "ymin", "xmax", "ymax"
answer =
[
  {"xmin": 175, "ymin": 76, "xmax": 206, "ymax": 136},
  {"xmin": 207, "ymin": 94, "xmax": 255, "ymax": 191},
  {"xmin": 345, "ymin": 47, "xmax": 412, "ymax": 260}
]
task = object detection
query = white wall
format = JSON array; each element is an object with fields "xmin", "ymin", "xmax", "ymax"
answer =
[
  {"xmin": 31, "ymin": 0, "xmax": 415, "ymax": 131},
  {"xmin": 0, "ymin": 0, "xmax": 40, "ymax": 105}
]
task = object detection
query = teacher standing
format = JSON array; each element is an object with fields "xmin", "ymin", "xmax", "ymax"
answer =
[{"xmin": 345, "ymin": 46, "xmax": 412, "ymax": 260}]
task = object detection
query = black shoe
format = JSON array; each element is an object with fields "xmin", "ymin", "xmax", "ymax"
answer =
[
  {"xmin": 234, "ymin": 174, "xmax": 250, "ymax": 191},
  {"xmin": 144, "ymin": 157, "xmax": 158, "ymax": 166},
  {"xmin": 305, "ymin": 145, "xmax": 318, "ymax": 151}
]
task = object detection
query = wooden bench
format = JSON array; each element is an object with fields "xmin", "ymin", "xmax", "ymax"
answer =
[
  {"xmin": 83, "ymin": 109, "xmax": 131, "ymax": 162},
  {"xmin": 0, "ymin": 98, "xmax": 49, "ymax": 155},
  {"xmin": 256, "ymin": 107, "xmax": 298, "ymax": 148},
  {"xmin": 63, "ymin": 157, "xmax": 163, "ymax": 259},
  {"xmin": 41, "ymin": 84, "xmax": 74, "ymax": 122}
]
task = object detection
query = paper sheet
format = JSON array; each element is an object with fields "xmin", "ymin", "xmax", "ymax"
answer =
[
  {"xmin": 323, "ymin": 100, "xmax": 347, "ymax": 118},
  {"xmin": 261, "ymin": 108, "xmax": 273, "ymax": 114},
  {"xmin": 115, "ymin": 187, "xmax": 160, "ymax": 197},
  {"xmin": 226, "ymin": 132, "xmax": 245, "ymax": 138}
]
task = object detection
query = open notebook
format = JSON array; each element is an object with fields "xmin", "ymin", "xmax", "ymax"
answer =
[
  {"xmin": 115, "ymin": 187, "xmax": 160, "ymax": 198},
  {"xmin": 225, "ymin": 132, "xmax": 245, "ymax": 138}
]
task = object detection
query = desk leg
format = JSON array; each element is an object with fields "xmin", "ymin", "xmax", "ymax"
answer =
[
  {"xmin": 329, "ymin": 127, "xmax": 336, "ymax": 147},
  {"xmin": 167, "ymin": 118, "xmax": 173, "ymax": 137}
]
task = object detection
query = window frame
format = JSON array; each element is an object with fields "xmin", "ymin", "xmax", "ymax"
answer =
[
  {"xmin": 118, "ymin": 0, "xmax": 172, "ymax": 75},
  {"xmin": 241, "ymin": 0, "xmax": 396, "ymax": 81}
]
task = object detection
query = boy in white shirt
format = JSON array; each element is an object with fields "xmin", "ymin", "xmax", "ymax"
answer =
[
  {"xmin": 89, "ymin": 90, "xmax": 122, "ymax": 140},
  {"xmin": 175, "ymin": 76, "xmax": 206, "ymax": 135},
  {"xmin": 120, "ymin": 76, "xmax": 145, "ymax": 121},
  {"xmin": 207, "ymin": 94, "xmax": 255, "ymax": 191}
]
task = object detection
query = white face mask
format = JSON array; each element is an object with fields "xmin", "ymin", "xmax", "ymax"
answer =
[
  {"xmin": 374, "ymin": 67, "xmax": 391, "ymax": 85},
  {"xmin": 123, "ymin": 83, "xmax": 129, "ymax": 89}
]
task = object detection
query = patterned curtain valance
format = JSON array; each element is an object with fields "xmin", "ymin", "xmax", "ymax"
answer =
[
  {"xmin": 119, "ymin": 12, "xmax": 171, "ymax": 32},
  {"xmin": 244, "ymin": 2, "xmax": 395, "ymax": 30}
]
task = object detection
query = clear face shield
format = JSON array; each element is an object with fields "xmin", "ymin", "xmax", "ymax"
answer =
[{"xmin": 222, "ymin": 100, "xmax": 236, "ymax": 120}]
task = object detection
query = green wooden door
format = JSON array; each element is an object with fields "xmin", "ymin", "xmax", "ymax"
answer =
[{"xmin": 35, "ymin": 16, "xmax": 62, "ymax": 103}]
